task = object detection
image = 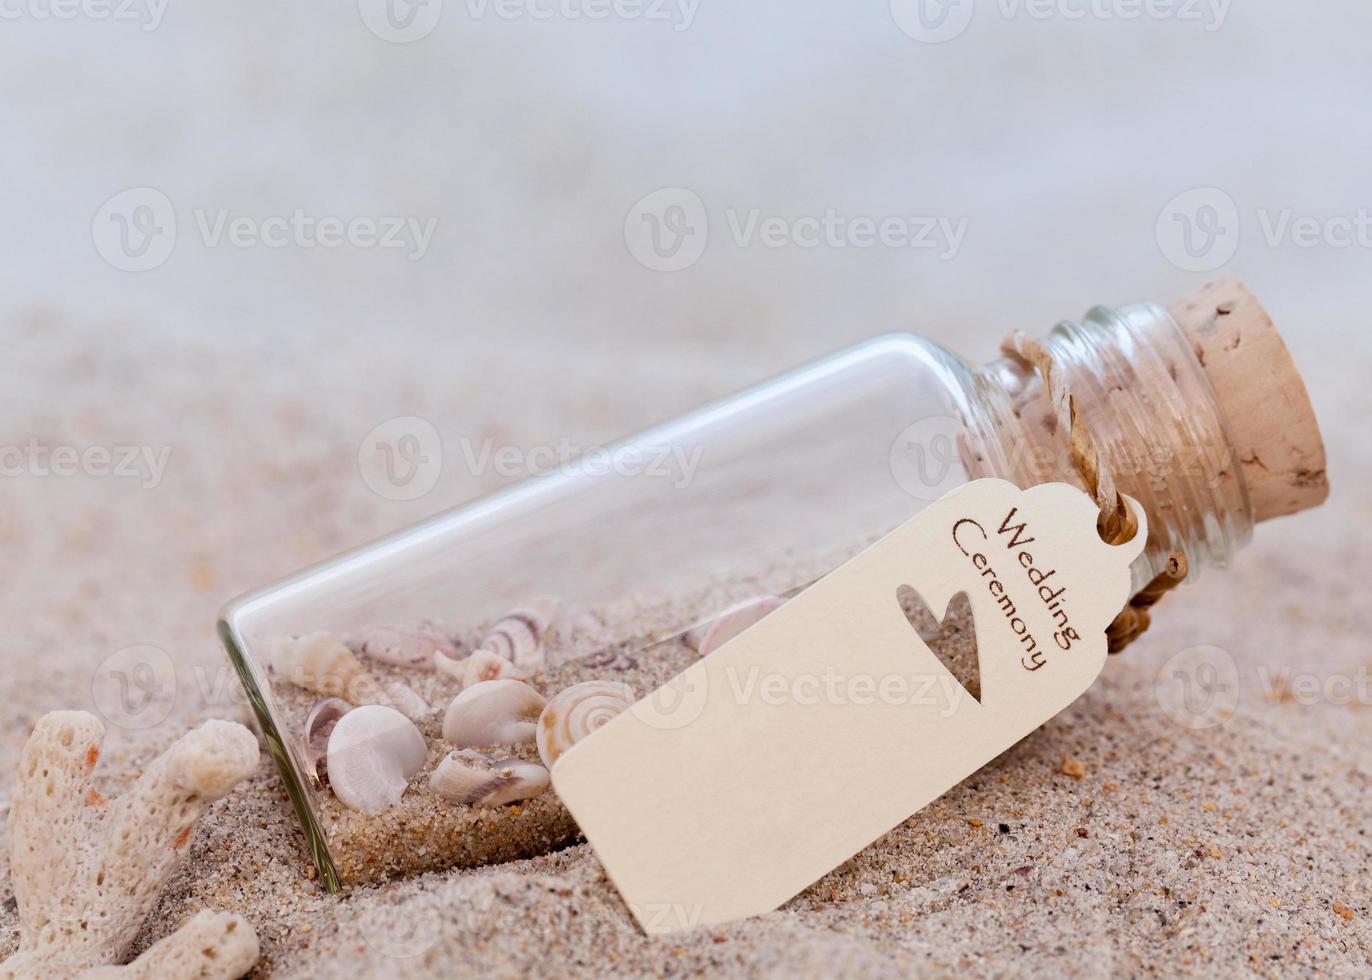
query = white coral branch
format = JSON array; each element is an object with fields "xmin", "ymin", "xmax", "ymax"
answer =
[{"xmin": 1, "ymin": 711, "xmax": 262, "ymax": 980}]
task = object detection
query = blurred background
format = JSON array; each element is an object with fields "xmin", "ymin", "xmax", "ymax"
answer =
[{"xmin": 0, "ymin": 0, "xmax": 1368, "ymax": 823}]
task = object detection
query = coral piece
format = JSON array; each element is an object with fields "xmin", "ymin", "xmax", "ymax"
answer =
[
  {"xmin": 536, "ymin": 681, "xmax": 634, "ymax": 768},
  {"xmin": 1, "ymin": 711, "xmax": 260, "ymax": 980}
]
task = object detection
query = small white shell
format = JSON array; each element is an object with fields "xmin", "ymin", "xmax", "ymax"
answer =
[
  {"xmin": 684, "ymin": 595, "xmax": 785, "ymax": 656},
  {"xmin": 536, "ymin": 680, "xmax": 635, "ymax": 769},
  {"xmin": 442, "ymin": 679, "xmax": 547, "ymax": 748},
  {"xmin": 302, "ymin": 697, "xmax": 352, "ymax": 784},
  {"xmin": 481, "ymin": 599, "xmax": 558, "ymax": 676},
  {"xmin": 461, "ymin": 648, "xmax": 525, "ymax": 688},
  {"xmin": 356, "ymin": 621, "xmax": 461, "ymax": 671},
  {"xmin": 429, "ymin": 750, "xmax": 549, "ymax": 806},
  {"xmin": 269, "ymin": 631, "xmax": 390, "ymax": 706},
  {"xmin": 325, "ymin": 704, "xmax": 427, "ymax": 815},
  {"xmin": 380, "ymin": 679, "xmax": 432, "ymax": 722}
]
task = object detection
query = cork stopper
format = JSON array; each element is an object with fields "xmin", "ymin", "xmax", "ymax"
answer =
[{"xmin": 1166, "ymin": 277, "xmax": 1329, "ymax": 523}]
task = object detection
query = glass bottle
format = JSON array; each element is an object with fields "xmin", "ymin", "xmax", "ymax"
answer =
[{"xmin": 221, "ymin": 278, "xmax": 1326, "ymax": 890}]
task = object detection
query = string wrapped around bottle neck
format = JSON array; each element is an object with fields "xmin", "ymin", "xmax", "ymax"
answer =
[{"xmin": 1000, "ymin": 329, "xmax": 1184, "ymax": 654}]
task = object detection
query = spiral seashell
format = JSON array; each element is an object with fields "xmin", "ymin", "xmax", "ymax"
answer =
[
  {"xmin": 481, "ymin": 598, "xmax": 558, "ymax": 676},
  {"xmin": 429, "ymin": 750, "xmax": 549, "ymax": 807},
  {"xmin": 442, "ymin": 679, "xmax": 546, "ymax": 748},
  {"xmin": 459, "ymin": 648, "xmax": 526, "ymax": 688},
  {"xmin": 301, "ymin": 697, "xmax": 352, "ymax": 785},
  {"xmin": 536, "ymin": 680, "xmax": 635, "ymax": 769},
  {"xmin": 325, "ymin": 705, "xmax": 427, "ymax": 815},
  {"xmin": 684, "ymin": 595, "xmax": 785, "ymax": 656},
  {"xmin": 356, "ymin": 621, "xmax": 461, "ymax": 671},
  {"xmin": 269, "ymin": 631, "xmax": 391, "ymax": 706}
]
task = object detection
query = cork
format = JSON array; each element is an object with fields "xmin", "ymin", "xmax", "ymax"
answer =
[{"xmin": 1167, "ymin": 276, "xmax": 1329, "ymax": 523}]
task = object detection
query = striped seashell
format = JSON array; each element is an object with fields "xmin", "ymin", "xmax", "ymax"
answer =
[
  {"xmin": 536, "ymin": 680, "xmax": 635, "ymax": 769},
  {"xmin": 429, "ymin": 750, "xmax": 549, "ymax": 807},
  {"xmin": 356, "ymin": 621, "xmax": 461, "ymax": 671},
  {"xmin": 482, "ymin": 597, "xmax": 560, "ymax": 674},
  {"xmin": 683, "ymin": 595, "xmax": 785, "ymax": 656}
]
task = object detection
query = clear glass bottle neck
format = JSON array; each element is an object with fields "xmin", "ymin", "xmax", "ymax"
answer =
[{"xmin": 960, "ymin": 302, "xmax": 1254, "ymax": 592}]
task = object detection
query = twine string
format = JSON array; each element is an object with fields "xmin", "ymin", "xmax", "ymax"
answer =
[{"xmin": 999, "ymin": 329, "xmax": 1184, "ymax": 653}]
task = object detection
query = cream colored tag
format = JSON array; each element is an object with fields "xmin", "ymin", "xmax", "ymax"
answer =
[{"xmin": 553, "ymin": 480, "xmax": 1147, "ymax": 935}]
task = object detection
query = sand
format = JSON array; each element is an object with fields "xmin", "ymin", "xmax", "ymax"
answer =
[{"xmin": 1, "ymin": 308, "xmax": 1369, "ymax": 978}]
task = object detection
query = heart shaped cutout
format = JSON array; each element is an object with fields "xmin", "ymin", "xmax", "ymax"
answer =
[{"xmin": 896, "ymin": 586, "xmax": 981, "ymax": 703}]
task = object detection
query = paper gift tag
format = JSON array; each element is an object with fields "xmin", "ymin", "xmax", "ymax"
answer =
[{"xmin": 552, "ymin": 479, "xmax": 1147, "ymax": 935}]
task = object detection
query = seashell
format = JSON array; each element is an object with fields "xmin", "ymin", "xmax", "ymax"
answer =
[
  {"xmin": 429, "ymin": 750, "xmax": 549, "ymax": 806},
  {"xmin": 269, "ymin": 631, "xmax": 391, "ymax": 706},
  {"xmin": 325, "ymin": 704, "xmax": 427, "ymax": 815},
  {"xmin": 683, "ymin": 595, "xmax": 785, "ymax": 656},
  {"xmin": 356, "ymin": 621, "xmax": 461, "ymax": 671},
  {"xmin": 442, "ymin": 679, "xmax": 546, "ymax": 748},
  {"xmin": 380, "ymin": 679, "xmax": 432, "ymax": 722},
  {"xmin": 461, "ymin": 648, "xmax": 526, "ymax": 688},
  {"xmin": 301, "ymin": 697, "xmax": 352, "ymax": 784},
  {"xmin": 481, "ymin": 602, "xmax": 556, "ymax": 676},
  {"xmin": 536, "ymin": 680, "xmax": 635, "ymax": 769},
  {"xmin": 580, "ymin": 649, "xmax": 637, "ymax": 671}
]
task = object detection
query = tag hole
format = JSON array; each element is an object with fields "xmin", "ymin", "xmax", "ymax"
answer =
[{"xmin": 897, "ymin": 586, "xmax": 981, "ymax": 703}]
